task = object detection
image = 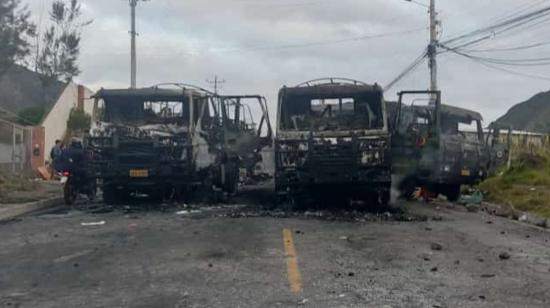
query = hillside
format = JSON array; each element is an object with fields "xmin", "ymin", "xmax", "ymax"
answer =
[{"xmin": 497, "ymin": 90, "xmax": 550, "ymax": 133}]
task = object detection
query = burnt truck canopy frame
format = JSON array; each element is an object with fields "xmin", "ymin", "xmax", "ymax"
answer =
[
  {"xmin": 92, "ymin": 87, "xmax": 211, "ymax": 130},
  {"xmin": 278, "ymin": 80, "xmax": 387, "ymax": 136},
  {"xmin": 390, "ymin": 90, "xmax": 488, "ymax": 201},
  {"xmin": 275, "ymin": 78, "xmax": 392, "ymax": 206}
]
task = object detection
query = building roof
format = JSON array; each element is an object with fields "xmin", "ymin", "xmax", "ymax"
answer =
[{"xmin": 0, "ymin": 64, "xmax": 67, "ymax": 115}]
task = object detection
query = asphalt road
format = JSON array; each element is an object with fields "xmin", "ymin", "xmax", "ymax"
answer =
[{"xmin": 0, "ymin": 192, "xmax": 549, "ymax": 308}]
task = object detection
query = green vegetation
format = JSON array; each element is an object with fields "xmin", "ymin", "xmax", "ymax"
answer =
[
  {"xmin": 480, "ymin": 151, "xmax": 550, "ymax": 218},
  {"xmin": 67, "ymin": 108, "xmax": 91, "ymax": 133},
  {"xmin": 0, "ymin": 0, "xmax": 36, "ymax": 74},
  {"xmin": 0, "ymin": 170, "xmax": 36, "ymax": 200},
  {"xmin": 17, "ymin": 106, "xmax": 45, "ymax": 125}
]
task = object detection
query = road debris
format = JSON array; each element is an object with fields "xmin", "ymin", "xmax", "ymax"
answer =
[
  {"xmin": 481, "ymin": 274, "xmax": 496, "ymax": 278},
  {"xmin": 298, "ymin": 298, "xmax": 309, "ymax": 305},
  {"xmin": 465, "ymin": 204, "xmax": 480, "ymax": 213},
  {"xmin": 431, "ymin": 243, "xmax": 443, "ymax": 251},
  {"xmin": 176, "ymin": 210, "xmax": 202, "ymax": 215},
  {"xmin": 81, "ymin": 221, "xmax": 105, "ymax": 226},
  {"xmin": 499, "ymin": 252, "xmax": 511, "ymax": 260},
  {"xmin": 459, "ymin": 190, "xmax": 484, "ymax": 205}
]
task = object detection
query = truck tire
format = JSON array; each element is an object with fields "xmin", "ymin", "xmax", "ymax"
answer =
[
  {"xmin": 102, "ymin": 185, "xmax": 117, "ymax": 205},
  {"xmin": 380, "ymin": 187, "xmax": 391, "ymax": 206}
]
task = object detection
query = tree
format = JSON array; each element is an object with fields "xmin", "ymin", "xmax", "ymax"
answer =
[
  {"xmin": 67, "ymin": 107, "xmax": 91, "ymax": 134},
  {"xmin": 0, "ymin": 0, "xmax": 36, "ymax": 74},
  {"xmin": 36, "ymin": 0, "xmax": 91, "ymax": 83}
]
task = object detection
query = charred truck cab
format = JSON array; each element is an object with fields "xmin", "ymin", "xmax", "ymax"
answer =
[
  {"xmin": 216, "ymin": 95, "xmax": 273, "ymax": 184},
  {"xmin": 87, "ymin": 86, "xmax": 240, "ymax": 204},
  {"xmin": 275, "ymin": 78, "xmax": 392, "ymax": 206},
  {"xmin": 390, "ymin": 91, "xmax": 488, "ymax": 201}
]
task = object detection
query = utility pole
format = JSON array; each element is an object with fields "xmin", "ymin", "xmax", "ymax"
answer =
[
  {"xmin": 206, "ymin": 75, "xmax": 226, "ymax": 95},
  {"xmin": 127, "ymin": 0, "xmax": 149, "ymax": 89},
  {"xmin": 428, "ymin": 0, "xmax": 438, "ymax": 94},
  {"xmin": 405, "ymin": 0, "xmax": 439, "ymax": 94}
]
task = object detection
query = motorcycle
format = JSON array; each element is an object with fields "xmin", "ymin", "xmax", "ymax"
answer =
[{"xmin": 60, "ymin": 169, "xmax": 97, "ymax": 205}]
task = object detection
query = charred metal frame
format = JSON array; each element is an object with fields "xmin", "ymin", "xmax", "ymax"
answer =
[
  {"xmin": 391, "ymin": 90, "xmax": 488, "ymax": 201},
  {"xmin": 275, "ymin": 78, "xmax": 392, "ymax": 205},
  {"xmin": 86, "ymin": 84, "xmax": 274, "ymax": 203}
]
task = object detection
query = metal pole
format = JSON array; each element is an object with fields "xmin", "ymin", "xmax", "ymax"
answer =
[
  {"xmin": 11, "ymin": 123, "xmax": 16, "ymax": 173},
  {"xmin": 130, "ymin": 0, "xmax": 137, "ymax": 89},
  {"xmin": 428, "ymin": 0, "xmax": 438, "ymax": 94}
]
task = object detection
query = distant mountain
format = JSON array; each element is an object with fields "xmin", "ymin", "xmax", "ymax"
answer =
[
  {"xmin": 0, "ymin": 64, "xmax": 66, "ymax": 115},
  {"xmin": 497, "ymin": 90, "xmax": 550, "ymax": 134}
]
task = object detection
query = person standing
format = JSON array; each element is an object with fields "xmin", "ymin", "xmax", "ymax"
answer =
[{"xmin": 50, "ymin": 139, "xmax": 63, "ymax": 172}]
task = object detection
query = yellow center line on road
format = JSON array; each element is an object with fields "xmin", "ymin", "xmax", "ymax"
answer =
[{"xmin": 282, "ymin": 228, "xmax": 302, "ymax": 294}]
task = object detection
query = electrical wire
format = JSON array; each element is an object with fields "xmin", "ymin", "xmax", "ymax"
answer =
[
  {"xmin": 467, "ymin": 39, "xmax": 550, "ymax": 53},
  {"xmin": 384, "ymin": 48, "xmax": 428, "ymax": 91},
  {"xmin": 213, "ymin": 27, "xmax": 428, "ymax": 53},
  {"xmin": 441, "ymin": 5, "xmax": 550, "ymax": 49},
  {"xmin": 439, "ymin": 44, "xmax": 550, "ymax": 80}
]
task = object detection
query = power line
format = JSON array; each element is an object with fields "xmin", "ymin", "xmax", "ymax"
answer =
[
  {"xmin": 439, "ymin": 44, "xmax": 550, "ymax": 81},
  {"xmin": 384, "ymin": 48, "xmax": 428, "ymax": 91},
  {"xmin": 467, "ymin": 39, "xmax": 550, "ymax": 53},
  {"xmin": 441, "ymin": 4, "xmax": 550, "ymax": 49},
  {"xmin": 441, "ymin": 0, "xmax": 550, "ymax": 43},
  {"xmin": 212, "ymin": 27, "xmax": 427, "ymax": 53},
  {"xmin": 206, "ymin": 75, "xmax": 225, "ymax": 95}
]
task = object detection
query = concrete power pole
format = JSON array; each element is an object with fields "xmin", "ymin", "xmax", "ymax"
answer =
[
  {"xmin": 207, "ymin": 75, "xmax": 226, "ymax": 95},
  {"xmin": 128, "ymin": 0, "xmax": 149, "ymax": 89},
  {"xmin": 428, "ymin": 0, "xmax": 438, "ymax": 93}
]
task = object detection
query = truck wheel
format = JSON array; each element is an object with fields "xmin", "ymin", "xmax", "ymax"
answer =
[
  {"xmin": 443, "ymin": 185, "xmax": 461, "ymax": 202},
  {"xmin": 380, "ymin": 188, "xmax": 391, "ymax": 206},
  {"xmin": 102, "ymin": 185, "xmax": 117, "ymax": 205}
]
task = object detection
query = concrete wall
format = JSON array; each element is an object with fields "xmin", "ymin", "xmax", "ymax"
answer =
[
  {"xmin": 40, "ymin": 83, "xmax": 94, "ymax": 165},
  {"xmin": 31, "ymin": 126, "xmax": 45, "ymax": 170},
  {"xmin": 0, "ymin": 143, "xmax": 12, "ymax": 164},
  {"xmin": 82, "ymin": 86, "xmax": 95, "ymax": 116}
]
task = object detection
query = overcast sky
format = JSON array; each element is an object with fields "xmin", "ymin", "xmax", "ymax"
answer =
[{"xmin": 27, "ymin": 0, "xmax": 550, "ymax": 123}]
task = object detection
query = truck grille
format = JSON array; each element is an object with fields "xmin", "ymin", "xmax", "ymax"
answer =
[{"xmin": 310, "ymin": 144, "xmax": 355, "ymax": 168}]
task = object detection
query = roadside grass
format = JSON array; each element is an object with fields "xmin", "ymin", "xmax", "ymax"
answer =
[
  {"xmin": 0, "ymin": 171, "xmax": 37, "ymax": 201},
  {"xmin": 480, "ymin": 151, "xmax": 550, "ymax": 218}
]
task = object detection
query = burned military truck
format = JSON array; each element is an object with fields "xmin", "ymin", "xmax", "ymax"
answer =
[
  {"xmin": 216, "ymin": 95, "xmax": 273, "ymax": 183},
  {"xmin": 390, "ymin": 91, "xmax": 488, "ymax": 201},
  {"xmin": 275, "ymin": 78, "xmax": 392, "ymax": 206},
  {"xmin": 87, "ymin": 86, "xmax": 238, "ymax": 203}
]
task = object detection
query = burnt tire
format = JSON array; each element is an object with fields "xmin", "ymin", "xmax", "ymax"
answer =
[
  {"xmin": 102, "ymin": 185, "xmax": 119, "ymax": 205},
  {"xmin": 379, "ymin": 188, "xmax": 391, "ymax": 206}
]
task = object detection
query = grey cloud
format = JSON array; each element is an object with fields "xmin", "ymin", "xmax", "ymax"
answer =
[{"xmin": 25, "ymin": 0, "xmax": 550, "ymax": 122}]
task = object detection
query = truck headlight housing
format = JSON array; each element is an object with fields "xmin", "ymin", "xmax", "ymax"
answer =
[{"xmin": 360, "ymin": 150, "xmax": 382, "ymax": 165}]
